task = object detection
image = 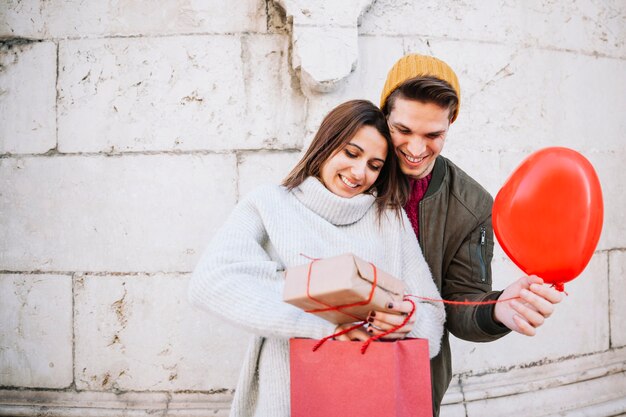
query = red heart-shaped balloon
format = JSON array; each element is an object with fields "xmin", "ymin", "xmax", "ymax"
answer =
[{"xmin": 493, "ymin": 147, "xmax": 603, "ymax": 291}]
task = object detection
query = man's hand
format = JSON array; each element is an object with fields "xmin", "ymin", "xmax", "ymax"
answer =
[{"xmin": 494, "ymin": 275, "xmax": 564, "ymax": 336}]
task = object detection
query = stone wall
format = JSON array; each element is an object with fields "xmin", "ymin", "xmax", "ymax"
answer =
[{"xmin": 1, "ymin": 1, "xmax": 625, "ymax": 416}]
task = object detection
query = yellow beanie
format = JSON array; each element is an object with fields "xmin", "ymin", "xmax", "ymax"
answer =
[{"xmin": 380, "ymin": 54, "xmax": 461, "ymax": 123}]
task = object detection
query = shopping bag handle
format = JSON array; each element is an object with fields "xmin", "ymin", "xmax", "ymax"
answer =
[{"xmin": 312, "ymin": 299, "xmax": 416, "ymax": 354}]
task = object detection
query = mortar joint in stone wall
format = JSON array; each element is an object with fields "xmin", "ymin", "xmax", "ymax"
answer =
[
  {"xmin": 0, "ymin": 37, "xmax": 42, "ymax": 48},
  {"xmin": 455, "ymin": 347, "xmax": 624, "ymax": 381},
  {"xmin": 457, "ymin": 375, "xmax": 469, "ymax": 417}
]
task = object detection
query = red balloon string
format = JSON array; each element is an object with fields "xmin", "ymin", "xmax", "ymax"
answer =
[
  {"xmin": 404, "ymin": 294, "xmax": 520, "ymax": 305},
  {"xmin": 302, "ymin": 254, "xmax": 529, "ymax": 354}
]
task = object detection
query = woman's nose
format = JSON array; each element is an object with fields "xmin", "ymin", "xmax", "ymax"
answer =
[{"xmin": 350, "ymin": 162, "xmax": 366, "ymax": 180}]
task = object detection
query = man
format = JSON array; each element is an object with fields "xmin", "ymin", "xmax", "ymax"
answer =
[{"xmin": 379, "ymin": 54, "xmax": 564, "ymax": 415}]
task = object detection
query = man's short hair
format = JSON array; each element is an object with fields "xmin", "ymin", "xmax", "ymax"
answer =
[
  {"xmin": 380, "ymin": 54, "xmax": 461, "ymax": 122},
  {"xmin": 382, "ymin": 76, "xmax": 459, "ymax": 123}
]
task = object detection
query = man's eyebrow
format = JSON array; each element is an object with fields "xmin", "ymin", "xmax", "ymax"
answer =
[
  {"xmin": 390, "ymin": 121, "xmax": 410, "ymax": 131},
  {"xmin": 428, "ymin": 129, "xmax": 447, "ymax": 135},
  {"xmin": 391, "ymin": 122, "xmax": 446, "ymax": 136}
]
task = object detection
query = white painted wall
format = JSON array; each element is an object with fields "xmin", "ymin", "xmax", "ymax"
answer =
[{"xmin": 1, "ymin": 1, "xmax": 625, "ymax": 416}]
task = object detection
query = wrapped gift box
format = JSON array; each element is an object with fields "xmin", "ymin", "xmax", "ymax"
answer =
[{"xmin": 283, "ymin": 253, "xmax": 405, "ymax": 324}]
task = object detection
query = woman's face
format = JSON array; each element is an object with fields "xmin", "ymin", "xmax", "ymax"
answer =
[{"xmin": 319, "ymin": 125, "xmax": 388, "ymax": 198}]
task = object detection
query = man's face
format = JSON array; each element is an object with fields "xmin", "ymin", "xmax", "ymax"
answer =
[{"xmin": 387, "ymin": 97, "xmax": 451, "ymax": 180}]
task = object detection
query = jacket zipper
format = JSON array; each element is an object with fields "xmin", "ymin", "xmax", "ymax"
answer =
[{"xmin": 478, "ymin": 225, "xmax": 487, "ymax": 282}]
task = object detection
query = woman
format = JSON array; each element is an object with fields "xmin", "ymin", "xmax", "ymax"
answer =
[{"xmin": 188, "ymin": 100, "xmax": 445, "ymax": 417}]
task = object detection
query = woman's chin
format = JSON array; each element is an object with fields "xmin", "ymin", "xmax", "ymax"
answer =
[{"xmin": 330, "ymin": 184, "xmax": 360, "ymax": 198}]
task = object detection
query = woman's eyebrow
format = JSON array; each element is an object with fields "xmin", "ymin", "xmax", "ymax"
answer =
[
  {"xmin": 346, "ymin": 142, "xmax": 385, "ymax": 163},
  {"xmin": 346, "ymin": 142, "xmax": 363, "ymax": 152}
]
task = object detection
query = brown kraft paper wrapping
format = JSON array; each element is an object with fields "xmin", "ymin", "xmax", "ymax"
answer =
[{"xmin": 283, "ymin": 253, "xmax": 405, "ymax": 324}]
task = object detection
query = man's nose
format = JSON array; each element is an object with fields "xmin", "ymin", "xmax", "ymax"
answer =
[{"xmin": 405, "ymin": 137, "xmax": 426, "ymax": 156}]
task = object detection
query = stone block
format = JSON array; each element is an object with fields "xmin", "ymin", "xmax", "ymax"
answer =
[
  {"xmin": 458, "ymin": 348, "xmax": 626, "ymax": 416},
  {"xmin": 360, "ymin": 0, "xmax": 625, "ymax": 58},
  {"xmin": 360, "ymin": 1, "xmax": 508, "ymax": 42},
  {"xmin": 293, "ymin": 25, "xmax": 359, "ymax": 93},
  {"xmin": 502, "ymin": 49, "xmax": 626, "ymax": 154},
  {"xmin": 450, "ymin": 253, "xmax": 609, "ymax": 374},
  {"xmin": 345, "ymin": 36, "xmax": 406, "ymax": 107},
  {"xmin": 438, "ymin": 403, "xmax": 466, "ymax": 417},
  {"xmin": 585, "ymin": 150, "xmax": 626, "ymax": 251},
  {"xmin": 275, "ymin": 0, "xmax": 375, "ymax": 92},
  {"xmin": 238, "ymin": 151, "xmax": 302, "ymax": 199},
  {"xmin": 74, "ymin": 273, "xmax": 248, "ymax": 391},
  {"xmin": 609, "ymin": 251, "xmax": 626, "ymax": 347},
  {"xmin": 0, "ymin": 274, "xmax": 72, "ymax": 388},
  {"xmin": 440, "ymin": 148, "xmax": 500, "ymax": 198},
  {"xmin": 0, "ymin": 41, "xmax": 56, "ymax": 154},
  {"xmin": 403, "ymin": 40, "xmax": 626, "ymax": 154},
  {"xmin": 0, "ymin": 389, "xmax": 233, "ymax": 415},
  {"xmin": 276, "ymin": 0, "xmax": 373, "ymax": 27},
  {"xmin": 58, "ymin": 35, "xmax": 304, "ymax": 153},
  {"xmin": 0, "ymin": 154, "xmax": 236, "ymax": 273},
  {"xmin": 440, "ymin": 380, "xmax": 466, "ymax": 416},
  {"xmin": 302, "ymin": 94, "xmax": 352, "ymax": 149},
  {"xmin": 243, "ymin": 35, "xmax": 306, "ymax": 151},
  {"xmin": 465, "ymin": 361, "xmax": 626, "ymax": 417},
  {"xmin": 57, "ymin": 36, "xmax": 253, "ymax": 153},
  {"xmin": 267, "ymin": 0, "xmax": 289, "ymax": 34},
  {"xmin": 0, "ymin": 0, "xmax": 266, "ymax": 38},
  {"xmin": 303, "ymin": 36, "xmax": 404, "ymax": 144}
]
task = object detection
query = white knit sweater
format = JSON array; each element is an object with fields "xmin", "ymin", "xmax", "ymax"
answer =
[{"xmin": 189, "ymin": 177, "xmax": 445, "ymax": 417}]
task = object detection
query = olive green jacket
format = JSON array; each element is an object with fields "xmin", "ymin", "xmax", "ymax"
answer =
[{"xmin": 415, "ymin": 156, "xmax": 511, "ymax": 416}]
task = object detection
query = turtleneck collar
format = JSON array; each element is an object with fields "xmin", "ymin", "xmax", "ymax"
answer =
[{"xmin": 292, "ymin": 177, "xmax": 376, "ymax": 226}]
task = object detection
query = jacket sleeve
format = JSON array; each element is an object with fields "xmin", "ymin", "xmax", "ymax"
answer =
[
  {"xmin": 188, "ymin": 192, "xmax": 337, "ymax": 340},
  {"xmin": 400, "ymin": 215, "xmax": 446, "ymax": 358},
  {"xmin": 443, "ymin": 209, "xmax": 511, "ymax": 342}
]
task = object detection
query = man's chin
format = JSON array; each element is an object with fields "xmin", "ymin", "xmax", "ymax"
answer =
[{"xmin": 400, "ymin": 162, "xmax": 433, "ymax": 180}]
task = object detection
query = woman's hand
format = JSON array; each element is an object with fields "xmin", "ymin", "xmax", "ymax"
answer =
[
  {"xmin": 365, "ymin": 300, "xmax": 416, "ymax": 340},
  {"xmin": 333, "ymin": 323, "xmax": 371, "ymax": 342}
]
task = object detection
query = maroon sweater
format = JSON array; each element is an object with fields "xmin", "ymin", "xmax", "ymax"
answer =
[{"xmin": 404, "ymin": 173, "xmax": 433, "ymax": 240}]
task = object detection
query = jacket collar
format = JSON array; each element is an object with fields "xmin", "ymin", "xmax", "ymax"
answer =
[
  {"xmin": 424, "ymin": 156, "xmax": 447, "ymax": 199},
  {"xmin": 292, "ymin": 177, "xmax": 375, "ymax": 226}
]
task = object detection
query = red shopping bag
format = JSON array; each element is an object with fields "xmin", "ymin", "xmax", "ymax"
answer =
[{"xmin": 290, "ymin": 338, "xmax": 432, "ymax": 417}]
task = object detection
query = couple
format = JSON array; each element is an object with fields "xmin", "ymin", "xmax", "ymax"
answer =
[{"xmin": 189, "ymin": 54, "xmax": 564, "ymax": 417}]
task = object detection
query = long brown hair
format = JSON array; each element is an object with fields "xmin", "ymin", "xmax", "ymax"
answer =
[{"xmin": 283, "ymin": 100, "xmax": 409, "ymax": 219}]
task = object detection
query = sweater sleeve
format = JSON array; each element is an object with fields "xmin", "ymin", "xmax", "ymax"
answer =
[
  {"xmin": 188, "ymin": 191, "xmax": 337, "ymax": 340},
  {"xmin": 399, "ymin": 214, "xmax": 446, "ymax": 358}
]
